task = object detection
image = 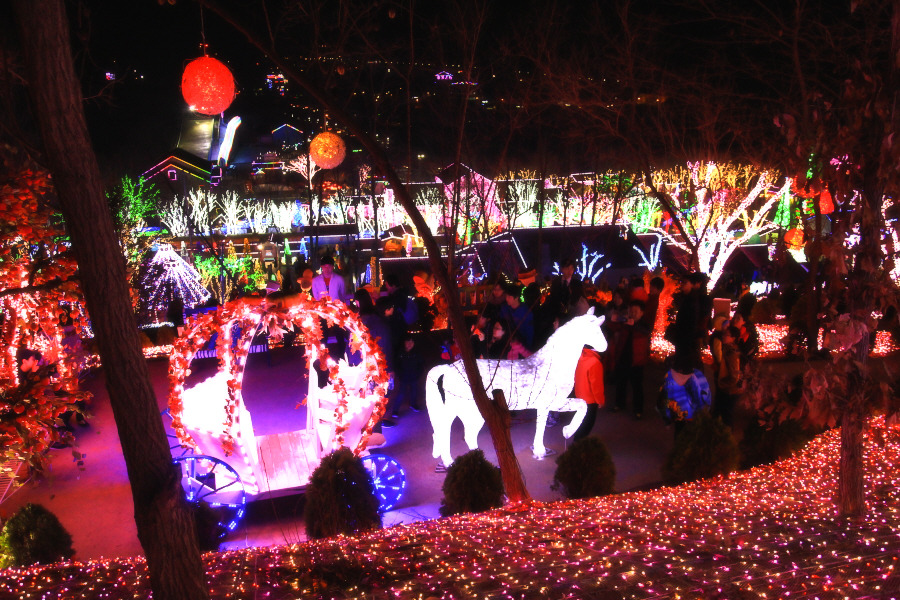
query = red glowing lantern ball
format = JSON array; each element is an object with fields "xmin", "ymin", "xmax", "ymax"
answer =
[
  {"xmin": 309, "ymin": 132, "xmax": 347, "ymax": 169},
  {"xmin": 181, "ymin": 56, "xmax": 235, "ymax": 116},
  {"xmin": 785, "ymin": 228, "xmax": 805, "ymax": 249}
]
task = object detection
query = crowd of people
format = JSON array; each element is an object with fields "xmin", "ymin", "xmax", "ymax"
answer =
[{"xmin": 278, "ymin": 252, "xmax": 768, "ymax": 440}]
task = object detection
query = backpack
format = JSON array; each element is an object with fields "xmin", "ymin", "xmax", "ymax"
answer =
[{"xmin": 658, "ymin": 369, "xmax": 712, "ymax": 423}]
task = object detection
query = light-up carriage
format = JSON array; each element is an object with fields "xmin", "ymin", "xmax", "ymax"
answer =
[{"xmin": 165, "ymin": 295, "xmax": 405, "ymax": 538}]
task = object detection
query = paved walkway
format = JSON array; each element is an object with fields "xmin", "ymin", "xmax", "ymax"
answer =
[{"xmin": 0, "ymin": 347, "xmax": 674, "ymax": 560}]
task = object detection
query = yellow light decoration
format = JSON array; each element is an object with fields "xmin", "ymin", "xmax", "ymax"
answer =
[{"xmin": 309, "ymin": 132, "xmax": 346, "ymax": 169}]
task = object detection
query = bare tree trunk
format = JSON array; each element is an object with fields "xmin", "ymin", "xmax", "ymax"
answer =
[
  {"xmin": 838, "ymin": 408, "xmax": 865, "ymax": 517},
  {"xmin": 12, "ymin": 2, "xmax": 208, "ymax": 598},
  {"xmin": 199, "ymin": 0, "xmax": 530, "ymax": 502}
]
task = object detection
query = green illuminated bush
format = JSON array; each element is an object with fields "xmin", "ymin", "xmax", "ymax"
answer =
[{"xmin": 0, "ymin": 503, "xmax": 74, "ymax": 568}]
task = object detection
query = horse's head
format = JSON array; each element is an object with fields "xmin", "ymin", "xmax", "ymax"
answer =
[{"xmin": 570, "ymin": 306, "xmax": 607, "ymax": 353}]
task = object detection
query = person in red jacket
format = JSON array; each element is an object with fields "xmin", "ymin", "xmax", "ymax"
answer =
[
  {"xmin": 610, "ymin": 300, "xmax": 651, "ymax": 419},
  {"xmin": 572, "ymin": 346, "xmax": 605, "ymax": 441}
]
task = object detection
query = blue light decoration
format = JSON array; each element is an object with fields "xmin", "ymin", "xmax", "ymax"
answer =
[
  {"xmin": 361, "ymin": 454, "xmax": 407, "ymax": 512},
  {"xmin": 172, "ymin": 455, "xmax": 247, "ymax": 538},
  {"xmin": 634, "ymin": 233, "xmax": 663, "ymax": 270},
  {"xmin": 298, "ymin": 238, "xmax": 309, "ymax": 261},
  {"xmin": 551, "ymin": 243, "xmax": 611, "ymax": 282},
  {"xmin": 138, "ymin": 244, "xmax": 211, "ymax": 324}
]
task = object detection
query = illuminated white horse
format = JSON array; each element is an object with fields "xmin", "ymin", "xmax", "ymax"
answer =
[{"xmin": 426, "ymin": 309, "xmax": 607, "ymax": 466}]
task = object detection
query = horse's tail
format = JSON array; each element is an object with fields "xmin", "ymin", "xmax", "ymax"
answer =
[{"xmin": 425, "ymin": 366, "xmax": 448, "ymax": 458}]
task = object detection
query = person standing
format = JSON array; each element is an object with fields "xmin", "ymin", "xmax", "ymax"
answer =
[
  {"xmin": 501, "ymin": 283, "xmax": 535, "ymax": 350},
  {"xmin": 547, "ymin": 258, "xmax": 584, "ymax": 319},
  {"xmin": 383, "ymin": 273, "xmax": 418, "ymax": 330},
  {"xmin": 671, "ymin": 272, "xmax": 707, "ymax": 374},
  {"xmin": 713, "ymin": 325, "xmax": 743, "ymax": 427},
  {"xmin": 643, "ymin": 276, "xmax": 665, "ymax": 334},
  {"xmin": 611, "ymin": 300, "xmax": 651, "ymax": 419},
  {"xmin": 572, "ymin": 346, "xmax": 605, "ymax": 441},
  {"xmin": 311, "ymin": 256, "xmax": 349, "ymax": 387},
  {"xmin": 310, "ymin": 256, "xmax": 347, "ymax": 302},
  {"xmin": 392, "ymin": 334, "xmax": 425, "ymax": 417}
]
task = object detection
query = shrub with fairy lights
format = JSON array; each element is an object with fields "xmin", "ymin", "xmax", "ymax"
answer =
[
  {"xmin": 0, "ymin": 364, "xmax": 86, "ymax": 474},
  {"xmin": 304, "ymin": 448, "xmax": 381, "ymax": 540},
  {"xmin": 663, "ymin": 411, "xmax": 740, "ymax": 485},
  {"xmin": 439, "ymin": 449, "xmax": 504, "ymax": 517},
  {"xmin": 0, "ymin": 503, "xmax": 74, "ymax": 568},
  {"xmin": 552, "ymin": 436, "xmax": 616, "ymax": 499}
]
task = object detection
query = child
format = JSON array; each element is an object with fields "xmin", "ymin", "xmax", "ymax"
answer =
[{"xmin": 507, "ymin": 332, "xmax": 533, "ymax": 360}]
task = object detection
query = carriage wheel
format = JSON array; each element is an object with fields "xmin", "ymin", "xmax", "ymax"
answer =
[
  {"xmin": 361, "ymin": 454, "xmax": 406, "ymax": 512},
  {"xmin": 173, "ymin": 455, "xmax": 247, "ymax": 538},
  {"xmin": 161, "ymin": 408, "xmax": 194, "ymax": 458}
]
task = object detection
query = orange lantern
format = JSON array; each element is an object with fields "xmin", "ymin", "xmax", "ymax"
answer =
[
  {"xmin": 181, "ymin": 56, "xmax": 235, "ymax": 115},
  {"xmin": 818, "ymin": 189, "xmax": 834, "ymax": 215},
  {"xmin": 310, "ymin": 132, "xmax": 346, "ymax": 169},
  {"xmin": 785, "ymin": 228, "xmax": 805, "ymax": 249}
]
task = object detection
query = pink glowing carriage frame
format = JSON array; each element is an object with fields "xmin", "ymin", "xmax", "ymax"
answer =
[{"xmin": 165, "ymin": 295, "xmax": 405, "ymax": 536}]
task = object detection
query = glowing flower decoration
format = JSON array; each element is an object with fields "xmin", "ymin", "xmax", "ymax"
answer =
[
  {"xmin": 309, "ymin": 132, "xmax": 346, "ymax": 169},
  {"xmin": 181, "ymin": 56, "xmax": 235, "ymax": 115}
]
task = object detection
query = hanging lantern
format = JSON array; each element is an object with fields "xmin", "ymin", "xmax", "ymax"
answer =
[
  {"xmin": 309, "ymin": 132, "xmax": 346, "ymax": 169},
  {"xmin": 785, "ymin": 228, "xmax": 805, "ymax": 249},
  {"xmin": 818, "ymin": 189, "xmax": 835, "ymax": 215},
  {"xmin": 181, "ymin": 56, "xmax": 235, "ymax": 115}
]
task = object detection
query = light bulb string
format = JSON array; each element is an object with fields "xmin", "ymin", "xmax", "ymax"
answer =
[{"xmin": 200, "ymin": 4, "xmax": 207, "ymax": 55}]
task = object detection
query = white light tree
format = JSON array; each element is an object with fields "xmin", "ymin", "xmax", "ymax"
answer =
[
  {"xmin": 284, "ymin": 153, "xmax": 321, "ymax": 184},
  {"xmin": 217, "ymin": 190, "xmax": 246, "ymax": 234},
  {"xmin": 184, "ymin": 189, "xmax": 217, "ymax": 235},
  {"xmin": 647, "ymin": 162, "xmax": 786, "ymax": 289}
]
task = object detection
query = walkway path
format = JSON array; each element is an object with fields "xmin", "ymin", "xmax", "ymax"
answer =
[{"xmin": 0, "ymin": 347, "xmax": 674, "ymax": 560}]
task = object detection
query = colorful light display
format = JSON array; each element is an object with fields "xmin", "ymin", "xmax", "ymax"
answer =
[
  {"xmin": 3, "ymin": 417, "xmax": 900, "ymax": 598},
  {"xmin": 181, "ymin": 56, "xmax": 235, "ymax": 115}
]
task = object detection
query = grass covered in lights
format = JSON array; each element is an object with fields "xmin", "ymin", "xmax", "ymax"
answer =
[{"xmin": 3, "ymin": 417, "xmax": 900, "ymax": 599}]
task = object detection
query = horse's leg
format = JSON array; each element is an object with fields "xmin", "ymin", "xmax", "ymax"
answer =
[
  {"xmin": 426, "ymin": 371, "xmax": 454, "ymax": 464},
  {"xmin": 459, "ymin": 401, "xmax": 485, "ymax": 452},
  {"xmin": 533, "ymin": 407, "xmax": 549, "ymax": 458},
  {"xmin": 563, "ymin": 400, "xmax": 587, "ymax": 439}
]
